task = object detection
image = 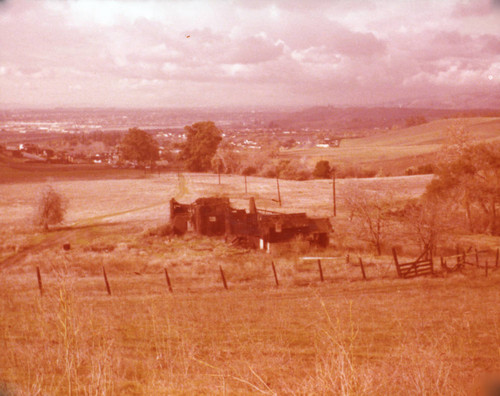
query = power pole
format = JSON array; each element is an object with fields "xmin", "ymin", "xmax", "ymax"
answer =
[
  {"xmin": 332, "ymin": 170, "xmax": 336, "ymax": 217},
  {"xmin": 276, "ymin": 176, "xmax": 282, "ymax": 207}
]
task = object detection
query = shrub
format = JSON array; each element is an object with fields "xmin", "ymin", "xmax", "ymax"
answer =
[
  {"xmin": 337, "ymin": 165, "xmax": 377, "ymax": 179},
  {"xmin": 276, "ymin": 159, "xmax": 311, "ymax": 180},
  {"xmin": 242, "ymin": 166, "xmax": 257, "ymax": 176},
  {"xmin": 406, "ymin": 164, "xmax": 434, "ymax": 176},
  {"xmin": 34, "ymin": 186, "xmax": 67, "ymax": 231}
]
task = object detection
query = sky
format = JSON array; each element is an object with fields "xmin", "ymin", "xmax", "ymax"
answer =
[{"xmin": 0, "ymin": 0, "xmax": 499, "ymax": 109}]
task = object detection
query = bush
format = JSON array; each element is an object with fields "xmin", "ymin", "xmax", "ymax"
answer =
[
  {"xmin": 405, "ymin": 164, "xmax": 434, "ymax": 176},
  {"xmin": 337, "ymin": 165, "xmax": 377, "ymax": 179},
  {"xmin": 242, "ymin": 166, "xmax": 257, "ymax": 176},
  {"xmin": 34, "ymin": 186, "xmax": 67, "ymax": 231},
  {"xmin": 276, "ymin": 159, "xmax": 311, "ymax": 180}
]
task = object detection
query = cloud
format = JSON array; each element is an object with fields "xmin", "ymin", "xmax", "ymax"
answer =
[
  {"xmin": 0, "ymin": 0, "xmax": 498, "ymax": 108},
  {"xmin": 222, "ymin": 35, "xmax": 285, "ymax": 64},
  {"xmin": 452, "ymin": 0, "xmax": 493, "ymax": 17}
]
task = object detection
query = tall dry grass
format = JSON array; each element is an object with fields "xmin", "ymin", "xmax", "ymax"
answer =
[
  {"xmin": 1, "ymin": 173, "xmax": 499, "ymax": 394},
  {"xmin": 1, "ymin": 268, "xmax": 499, "ymax": 394}
]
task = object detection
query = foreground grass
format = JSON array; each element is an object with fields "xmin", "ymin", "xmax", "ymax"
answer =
[
  {"xmin": 1, "ymin": 174, "xmax": 499, "ymax": 394},
  {"xmin": 1, "ymin": 271, "xmax": 499, "ymax": 395}
]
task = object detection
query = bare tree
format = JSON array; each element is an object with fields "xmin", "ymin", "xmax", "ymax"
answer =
[
  {"xmin": 344, "ymin": 189, "xmax": 392, "ymax": 255},
  {"xmin": 400, "ymin": 197, "xmax": 451, "ymax": 256},
  {"xmin": 34, "ymin": 186, "xmax": 67, "ymax": 231}
]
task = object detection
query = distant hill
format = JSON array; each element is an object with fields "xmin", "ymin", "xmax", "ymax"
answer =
[{"xmin": 271, "ymin": 107, "xmax": 500, "ymax": 131}]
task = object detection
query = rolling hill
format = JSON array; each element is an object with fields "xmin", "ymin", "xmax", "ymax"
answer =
[{"xmin": 279, "ymin": 117, "xmax": 500, "ymax": 175}]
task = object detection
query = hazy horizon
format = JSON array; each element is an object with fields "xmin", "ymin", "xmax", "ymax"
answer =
[{"xmin": 1, "ymin": 0, "xmax": 499, "ymax": 109}]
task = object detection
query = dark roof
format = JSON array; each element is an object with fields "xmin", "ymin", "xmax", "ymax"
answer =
[
  {"xmin": 308, "ymin": 218, "xmax": 332, "ymax": 233},
  {"xmin": 194, "ymin": 197, "xmax": 230, "ymax": 207},
  {"xmin": 258, "ymin": 213, "xmax": 310, "ymax": 229}
]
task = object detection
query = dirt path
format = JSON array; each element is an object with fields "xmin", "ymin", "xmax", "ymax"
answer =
[{"xmin": 0, "ymin": 199, "xmax": 169, "ymax": 271}]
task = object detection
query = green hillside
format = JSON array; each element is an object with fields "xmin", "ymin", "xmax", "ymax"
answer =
[
  {"xmin": 343, "ymin": 117, "xmax": 500, "ymax": 147},
  {"xmin": 279, "ymin": 117, "xmax": 500, "ymax": 175}
]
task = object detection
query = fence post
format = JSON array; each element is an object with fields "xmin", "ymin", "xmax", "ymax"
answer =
[
  {"xmin": 219, "ymin": 265, "xmax": 228, "ymax": 290},
  {"xmin": 359, "ymin": 257, "xmax": 367, "ymax": 280},
  {"xmin": 475, "ymin": 248, "xmax": 479, "ymax": 267},
  {"xmin": 496, "ymin": 248, "xmax": 499, "ymax": 268},
  {"xmin": 485, "ymin": 261, "xmax": 488, "ymax": 277},
  {"xmin": 392, "ymin": 247, "xmax": 401, "ymax": 278},
  {"xmin": 271, "ymin": 261, "xmax": 279, "ymax": 287},
  {"xmin": 36, "ymin": 266, "xmax": 43, "ymax": 296},
  {"xmin": 317, "ymin": 259, "xmax": 324, "ymax": 282},
  {"xmin": 102, "ymin": 266, "xmax": 111, "ymax": 296},
  {"xmin": 164, "ymin": 267, "xmax": 173, "ymax": 293}
]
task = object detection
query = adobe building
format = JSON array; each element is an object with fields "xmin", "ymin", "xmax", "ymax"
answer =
[{"xmin": 169, "ymin": 196, "xmax": 332, "ymax": 252}]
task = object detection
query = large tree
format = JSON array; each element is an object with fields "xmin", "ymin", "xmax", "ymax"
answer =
[
  {"xmin": 120, "ymin": 127, "xmax": 159, "ymax": 167},
  {"xmin": 313, "ymin": 160, "xmax": 331, "ymax": 179},
  {"xmin": 426, "ymin": 141, "xmax": 500, "ymax": 235},
  {"xmin": 180, "ymin": 121, "xmax": 222, "ymax": 172}
]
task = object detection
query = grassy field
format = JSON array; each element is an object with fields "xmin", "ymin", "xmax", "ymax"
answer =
[
  {"xmin": 279, "ymin": 117, "xmax": 500, "ymax": 175},
  {"xmin": 1, "ymin": 173, "xmax": 499, "ymax": 395}
]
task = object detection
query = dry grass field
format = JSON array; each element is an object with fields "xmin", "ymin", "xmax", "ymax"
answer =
[
  {"xmin": 1, "ymin": 173, "xmax": 499, "ymax": 395},
  {"xmin": 279, "ymin": 117, "xmax": 500, "ymax": 175}
]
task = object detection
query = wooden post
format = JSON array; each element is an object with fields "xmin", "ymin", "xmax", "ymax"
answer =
[
  {"xmin": 219, "ymin": 265, "xmax": 228, "ymax": 290},
  {"xmin": 317, "ymin": 259, "xmax": 324, "ymax": 282},
  {"xmin": 392, "ymin": 247, "xmax": 401, "ymax": 278},
  {"xmin": 102, "ymin": 266, "xmax": 111, "ymax": 296},
  {"xmin": 244, "ymin": 175, "xmax": 247, "ymax": 194},
  {"xmin": 475, "ymin": 248, "xmax": 479, "ymax": 267},
  {"xmin": 346, "ymin": 254, "xmax": 350, "ymax": 264},
  {"xmin": 276, "ymin": 177, "xmax": 282, "ymax": 207},
  {"xmin": 218, "ymin": 167, "xmax": 221, "ymax": 185},
  {"xmin": 332, "ymin": 170, "xmax": 336, "ymax": 217},
  {"xmin": 36, "ymin": 266, "xmax": 43, "ymax": 296},
  {"xmin": 456, "ymin": 246, "xmax": 461, "ymax": 268},
  {"xmin": 485, "ymin": 261, "xmax": 488, "ymax": 277},
  {"xmin": 496, "ymin": 248, "xmax": 499, "ymax": 268},
  {"xmin": 271, "ymin": 261, "xmax": 279, "ymax": 287},
  {"xmin": 164, "ymin": 267, "xmax": 173, "ymax": 293},
  {"xmin": 359, "ymin": 257, "xmax": 367, "ymax": 280}
]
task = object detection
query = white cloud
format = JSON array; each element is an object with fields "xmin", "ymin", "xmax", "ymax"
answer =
[{"xmin": 0, "ymin": 0, "xmax": 498, "ymax": 107}]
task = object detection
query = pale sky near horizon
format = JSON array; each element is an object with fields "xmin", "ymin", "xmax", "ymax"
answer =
[{"xmin": 0, "ymin": 0, "xmax": 499, "ymax": 108}]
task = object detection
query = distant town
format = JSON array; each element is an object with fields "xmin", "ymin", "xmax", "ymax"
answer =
[{"xmin": 1, "ymin": 106, "xmax": 498, "ymax": 169}]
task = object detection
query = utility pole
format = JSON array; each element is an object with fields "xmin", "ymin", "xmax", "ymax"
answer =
[
  {"xmin": 332, "ymin": 170, "xmax": 336, "ymax": 217},
  {"xmin": 276, "ymin": 176, "xmax": 282, "ymax": 207}
]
